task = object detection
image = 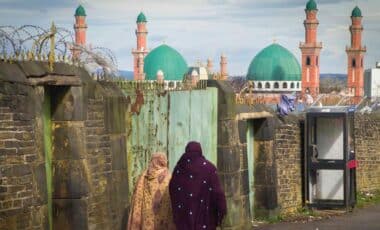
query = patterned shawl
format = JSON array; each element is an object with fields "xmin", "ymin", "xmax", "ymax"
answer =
[{"xmin": 127, "ymin": 153, "xmax": 175, "ymax": 230}]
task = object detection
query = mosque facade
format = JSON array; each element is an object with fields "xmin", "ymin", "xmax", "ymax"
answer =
[{"xmin": 71, "ymin": 0, "xmax": 367, "ymax": 101}]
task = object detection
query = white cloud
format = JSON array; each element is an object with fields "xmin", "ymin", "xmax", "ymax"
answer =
[{"xmin": 0, "ymin": 0, "xmax": 379, "ymax": 75}]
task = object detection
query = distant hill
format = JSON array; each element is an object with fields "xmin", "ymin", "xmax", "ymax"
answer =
[
  {"xmin": 320, "ymin": 73, "xmax": 346, "ymax": 80},
  {"xmin": 320, "ymin": 73, "xmax": 346, "ymax": 93},
  {"xmin": 118, "ymin": 70, "xmax": 134, "ymax": 80}
]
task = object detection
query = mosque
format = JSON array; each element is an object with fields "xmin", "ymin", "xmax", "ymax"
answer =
[{"xmin": 72, "ymin": 0, "xmax": 366, "ymax": 102}]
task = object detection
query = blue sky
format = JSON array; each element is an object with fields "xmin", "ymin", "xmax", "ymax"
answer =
[{"xmin": 0, "ymin": 0, "xmax": 379, "ymax": 75}]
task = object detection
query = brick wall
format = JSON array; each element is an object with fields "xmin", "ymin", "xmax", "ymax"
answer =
[
  {"xmin": 1, "ymin": 62, "xmax": 129, "ymax": 230},
  {"xmin": 0, "ymin": 82, "xmax": 48, "ymax": 229},
  {"xmin": 273, "ymin": 119, "xmax": 303, "ymax": 215},
  {"xmin": 355, "ymin": 113, "xmax": 380, "ymax": 193}
]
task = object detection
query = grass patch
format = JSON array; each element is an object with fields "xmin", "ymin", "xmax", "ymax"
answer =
[{"xmin": 356, "ymin": 190, "xmax": 380, "ymax": 208}]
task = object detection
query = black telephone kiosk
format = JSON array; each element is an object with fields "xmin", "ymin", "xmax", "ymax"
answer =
[{"xmin": 304, "ymin": 106, "xmax": 357, "ymax": 209}]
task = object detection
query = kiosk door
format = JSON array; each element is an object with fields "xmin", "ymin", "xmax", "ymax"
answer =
[{"xmin": 307, "ymin": 115, "xmax": 349, "ymax": 207}]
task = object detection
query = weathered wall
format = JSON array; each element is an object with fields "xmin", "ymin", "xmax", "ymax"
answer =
[
  {"xmin": 273, "ymin": 118, "xmax": 303, "ymax": 216},
  {"xmin": 208, "ymin": 81, "xmax": 254, "ymax": 230},
  {"xmin": 0, "ymin": 75, "xmax": 48, "ymax": 229},
  {"xmin": 0, "ymin": 62, "xmax": 129, "ymax": 230},
  {"xmin": 250, "ymin": 116, "xmax": 303, "ymax": 218},
  {"xmin": 355, "ymin": 113, "xmax": 380, "ymax": 193},
  {"xmin": 253, "ymin": 137, "xmax": 277, "ymax": 217}
]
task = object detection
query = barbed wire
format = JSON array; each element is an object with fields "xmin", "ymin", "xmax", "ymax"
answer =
[{"xmin": 0, "ymin": 24, "xmax": 118, "ymax": 77}]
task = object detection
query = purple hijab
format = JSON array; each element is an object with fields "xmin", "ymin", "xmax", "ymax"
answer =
[{"xmin": 169, "ymin": 142, "xmax": 227, "ymax": 230}]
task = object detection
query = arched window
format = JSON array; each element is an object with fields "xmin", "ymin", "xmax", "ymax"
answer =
[
  {"xmin": 352, "ymin": 59, "xmax": 356, "ymax": 68},
  {"xmin": 297, "ymin": 82, "xmax": 300, "ymax": 89},
  {"xmin": 290, "ymin": 83, "xmax": 295, "ymax": 89},
  {"xmin": 265, "ymin": 82, "xmax": 270, "ymax": 89},
  {"xmin": 361, "ymin": 58, "xmax": 363, "ymax": 67},
  {"xmin": 168, "ymin": 81, "xmax": 175, "ymax": 88},
  {"xmin": 258, "ymin": 82, "xmax": 262, "ymax": 89},
  {"xmin": 274, "ymin": 82, "xmax": 279, "ymax": 89},
  {"xmin": 283, "ymin": 82, "xmax": 288, "ymax": 89},
  {"xmin": 306, "ymin": 56, "xmax": 311, "ymax": 66},
  {"xmin": 316, "ymin": 56, "xmax": 319, "ymax": 66}
]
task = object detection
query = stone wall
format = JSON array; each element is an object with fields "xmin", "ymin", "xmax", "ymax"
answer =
[
  {"xmin": 208, "ymin": 81, "xmax": 252, "ymax": 230},
  {"xmin": 273, "ymin": 118, "xmax": 303, "ymax": 215},
  {"xmin": 0, "ymin": 78, "xmax": 48, "ymax": 229},
  {"xmin": 0, "ymin": 62, "xmax": 129, "ymax": 230},
  {"xmin": 251, "ymin": 116, "xmax": 303, "ymax": 218},
  {"xmin": 355, "ymin": 113, "xmax": 380, "ymax": 193},
  {"xmin": 253, "ymin": 138, "xmax": 277, "ymax": 217}
]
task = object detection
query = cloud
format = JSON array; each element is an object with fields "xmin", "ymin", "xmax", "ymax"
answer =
[{"xmin": 0, "ymin": 0, "xmax": 379, "ymax": 75}]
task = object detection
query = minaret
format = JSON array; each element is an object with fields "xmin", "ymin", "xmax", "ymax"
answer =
[
  {"xmin": 346, "ymin": 6, "xmax": 366, "ymax": 97},
  {"xmin": 73, "ymin": 5, "xmax": 87, "ymax": 59},
  {"xmin": 220, "ymin": 54, "xmax": 228, "ymax": 80},
  {"xmin": 299, "ymin": 0, "xmax": 322, "ymax": 96},
  {"xmin": 207, "ymin": 58, "xmax": 213, "ymax": 74},
  {"xmin": 132, "ymin": 12, "xmax": 149, "ymax": 80}
]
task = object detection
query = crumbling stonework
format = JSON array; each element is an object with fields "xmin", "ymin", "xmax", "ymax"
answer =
[
  {"xmin": 355, "ymin": 113, "xmax": 380, "ymax": 193},
  {"xmin": 0, "ymin": 79, "xmax": 48, "ymax": 229},
  {"xmin": 0, "ymin": 62, "xmax": 129, "ymax": 230},
  {"xmin": 208, "ymin": 81, "xmax": 252, "ymax": 230}
]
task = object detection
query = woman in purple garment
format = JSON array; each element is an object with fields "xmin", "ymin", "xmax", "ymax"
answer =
[{"xmin": 169, "ymin": 141, "xmax": 227, "ymax": 230}]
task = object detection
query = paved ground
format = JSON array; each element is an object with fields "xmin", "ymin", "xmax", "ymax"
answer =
[{"xmin": 255, "ymin": 204, "xmax": 380, "ymax": 230}]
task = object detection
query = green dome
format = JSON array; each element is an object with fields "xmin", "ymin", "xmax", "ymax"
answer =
[
  {"xmin": 144, "ymin": 44, "xmax": 188, "ymax": 81},
  {"xmin": 352, "ymin": 6, "xmax": 362, "ymax": 17},
  {"xmin": 137, "ymin": 12, "xmax": 147, "ymax": 23},
  {"xmin": 306, "ymin": 0, "xmax": 318, "ymax": 11},
  {"xmin": 75, "ymin": 5, "xmax": 86, "ymax": 16},
  {"xmin": 247, "ymin": 44, "xmax": 301, "ymax": 81}
]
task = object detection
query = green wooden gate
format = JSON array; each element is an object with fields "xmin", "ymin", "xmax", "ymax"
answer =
[{"xmin": 120, "ymin": 84, "xmax": 217, "ymax": 195}]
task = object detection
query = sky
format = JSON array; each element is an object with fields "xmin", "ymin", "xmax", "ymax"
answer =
[{"xmin": 0, "ymin": 0, "xmax": 379, "ymax": 75}]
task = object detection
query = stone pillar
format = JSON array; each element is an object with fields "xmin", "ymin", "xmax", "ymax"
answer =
[{"xmin": 50, "ymin": 86, "xmax": 90, "ymax": 230}]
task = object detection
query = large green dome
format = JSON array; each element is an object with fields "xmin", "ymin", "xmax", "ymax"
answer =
[
  {"xmin": 137, "ymin": 12, "xmax": 147, "ymax": 23},
  {"xmin": 247, "ymin": 44, "xmax": 301, "ymax": 81},
  {"xmin": 351, "ymin": 6, "xmax": 362, "ymax": 17},
  {"xmin": 75, "ymin": 5, "xmax": 86, "ymax": 16},
  {"xmin": 306, "ymin": 0, "xmax": 317, "ymax": 11},
  {"xmin": 144, "ymin": 44, "xmax": 188, "ymax": 81}
]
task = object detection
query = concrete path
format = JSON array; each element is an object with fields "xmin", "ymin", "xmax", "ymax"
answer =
[{"xmin": 256, "ymin": 204, "xmax": 380, "ymax": 230}]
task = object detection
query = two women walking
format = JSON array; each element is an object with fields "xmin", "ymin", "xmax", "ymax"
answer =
[{"xmin": 127, "ymin": 141, "xmax": 227, "ymax": 230}]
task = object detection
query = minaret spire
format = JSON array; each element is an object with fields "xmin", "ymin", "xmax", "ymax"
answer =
[
  {"xmin": 132, "ymin": 12, "xmax": 149, "ymax": 80},
  {"xmin": 220, "ymin": 53, "xmax": 228, "ymax": 80},
  {"xmin": 346, "ymin": 6, "xmax": 366, "ymax": 97},
  {"xmin": 73, "ymin": 5, "xmax": 87, "ymax": 59},
  {"xmin": 299, "ymin": 0, "xmax": 322, "ymax": 97}
]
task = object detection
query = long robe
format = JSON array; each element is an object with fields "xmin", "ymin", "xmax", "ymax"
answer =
[
  {"xmin": 128, "ymin": 153, "xmax": 174, "ymax": 230},
  {"xmin": 169, "ymin": 142, "xmax": 227, "ymax": 230}
]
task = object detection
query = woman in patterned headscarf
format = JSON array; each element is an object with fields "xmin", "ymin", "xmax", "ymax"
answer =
[{"xmin": 127, "ymin": 152, "xmax": 174, "ymax": 230}]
